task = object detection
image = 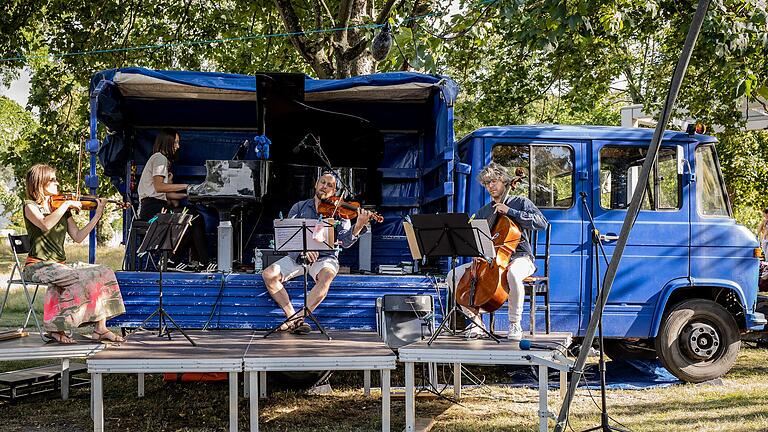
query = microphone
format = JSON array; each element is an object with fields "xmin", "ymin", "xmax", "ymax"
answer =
[
  {"xmin": 232, "ymin": 139, "xmax": 249, "ymax": 160},
  {"xmin": 292, "ymin": 134, "xmax": 313, "ymax": 154},
  {"xmin": 579, "ymin": 191, "xmax": 587, "ymax": 198},
  {"xmin": 519, "ymin": 339, "xmax": 556, "ymax": 350}
]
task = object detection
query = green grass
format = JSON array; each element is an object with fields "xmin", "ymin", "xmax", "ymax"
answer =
[
  {"xmin": 0, "ymin": 349, "xmax": 767, "ymax": 431},
  {"xmin": 0, "ymin": 242, "xmax": 126, "ymax": 275}
]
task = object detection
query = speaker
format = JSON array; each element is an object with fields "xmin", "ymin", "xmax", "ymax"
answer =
[{"xmin": 376, "ymin": 294, "xmax": 434, "ymax": 350}]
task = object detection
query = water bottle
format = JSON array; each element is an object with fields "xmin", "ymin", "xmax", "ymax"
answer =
[{"xmin": 253, "ymin": 248, "xmax": 263, "ymax": 273}]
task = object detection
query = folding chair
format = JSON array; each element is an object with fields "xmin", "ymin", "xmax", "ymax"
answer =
[
  {"xmin": 0, "ymin": 234, "xmax": 46, "ymax": 340},
  {"xmin": 524, "ymin": 224, "xmax": 551, "ymax": 335}
]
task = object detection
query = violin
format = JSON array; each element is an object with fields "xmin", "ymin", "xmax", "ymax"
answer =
[
  {"xmin": 50, "ymin": 193, "xmax": 131, "ymax": 211},
  {"xmin": 456, "ymin": 168, "xmax": 526, "ymax": 314},
  {"xmin": 317, "ymin": 196, "xmax": 384, "ymax": 223}
]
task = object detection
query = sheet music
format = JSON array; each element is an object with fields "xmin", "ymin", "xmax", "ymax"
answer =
[
  {"xmin": 273, "ymin": 218, "xmax": 335, "ymax": 252},
  {"xmin": 471, "ymin": 219, "xmax": 496, "ymax": 261}
]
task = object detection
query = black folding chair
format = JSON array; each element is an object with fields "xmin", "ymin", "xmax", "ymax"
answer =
[{"xmin": 0, "ymin": 234, "xmax": 46, "ymax": 340}]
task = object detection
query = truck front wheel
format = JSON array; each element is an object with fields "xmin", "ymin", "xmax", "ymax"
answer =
[{"xmin": 655, "ymin": 299, "xmax": 740, "ymax": 383}]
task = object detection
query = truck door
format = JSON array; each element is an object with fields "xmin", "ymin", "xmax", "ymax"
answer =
[
  {"xmin": 488, "ymin": 138, "xmax": 586, "ymax": 333},
  {"xmin": 588, "ymin": 140, "xmax": 690, "ymax": 337}
]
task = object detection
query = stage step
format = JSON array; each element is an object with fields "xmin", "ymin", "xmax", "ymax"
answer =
[{"xmin": 0, "ymin": 363, "xmax": 88, "ymax": 402}]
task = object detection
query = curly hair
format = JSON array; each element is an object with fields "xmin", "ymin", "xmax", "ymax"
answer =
[{"xmin": 477, "ymin": 162, "xmax": 513, "ymax": 186}]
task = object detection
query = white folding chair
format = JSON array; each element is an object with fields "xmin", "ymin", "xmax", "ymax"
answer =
[{"xmin": 0, "ymin": 234, "xmax": 46, "ymax": 340}]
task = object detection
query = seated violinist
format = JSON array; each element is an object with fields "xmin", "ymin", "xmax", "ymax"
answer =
[
  {"xmin": 447, "ymin": 162, "xmax": 547, "ymax": 340},
  {"xmin": 261, "ymin": 171, "xmax": 372, "ymax": 334},
  {"xmin": 22, "ymin": 164, "xmax": 126, "ymax": 344}
]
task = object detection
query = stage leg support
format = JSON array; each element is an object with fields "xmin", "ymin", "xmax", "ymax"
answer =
[
  {"xmin": 381, "ymin": 369, "xmax": 390, "ymax": 431},
  {"xmin": 259, "ymin": 371, "xmax": 267, "ymax": 399},
  {"xmin": 405, "ymin": 362, "xmax": 414, "ymax": 431},
  {"xmin": 93, "ymin": 373, "xmax": 104, "ymax": 432},
  {"xmin": 61, "ymin": 358, "xmax": 70, "ymax": 400},
  {"xmin": 559, "ymin": 370, "xmax": 566, "ymax": 401},
  {"xmin": 364, "ymin": 369, "xmax": 371, "ymax": 396},
  {"xmin": 453, "ymin": 362, "xmax": 461, "ymax": 400},
  {"xmin": 539, "ymin": 365, "xmax": 548, "ymax": 432},
  {"xmin": 229, "ymin": 372, "xmax": 238, "ymax": 432},
  {"xmin": 138, "ymin": 373, "xmax": 145, "ymax": 397},
  {"xmin": 249, "ymin": 371, "xmax": 259, "ymax": 432},
  {"xmin": 244, "ymin": 372, "xmax": 250, "ymax": 398}
]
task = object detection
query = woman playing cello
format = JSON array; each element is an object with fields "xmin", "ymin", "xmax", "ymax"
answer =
[
  {"xmin": 22, "ymin": 164, "xmax": 126, "ymax": 344},
  {"xmin": 447, "ymin": 162, "xmax": 547, "ymax": 340}
]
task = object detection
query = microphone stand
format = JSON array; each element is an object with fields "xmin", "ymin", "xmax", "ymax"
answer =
[
  {"xmin": 580, "ymin": 192, "xmax": 629, "ymax": 432},
  {"xmin": 304, "ymin": 134, "xmax": 354, "ymax": 200}
]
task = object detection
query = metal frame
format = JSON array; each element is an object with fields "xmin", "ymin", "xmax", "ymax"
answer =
[
  {"xmin": 88, "ymin": 358, "xmax": 243, "ymax": 432},
  {"xmin": 0, "ymin": 234, "xmax": 46, "ymax": 339},
  {"xmin": 399, "ymin": 337, "xmax": 572, "ymax": 432},
  {"xmin": 243, "ymin": 353, "xmax": 396, "ymax": 432}
]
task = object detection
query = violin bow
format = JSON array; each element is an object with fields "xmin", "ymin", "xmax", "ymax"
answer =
[{"xmin": 76, "ymin": 134, "xmax": 84, "ymax": 200}]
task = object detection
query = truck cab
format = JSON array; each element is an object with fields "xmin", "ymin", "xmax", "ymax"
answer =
[{"xmin": 458, "ymin": 125, "xmax": 766, "ymax": 382}]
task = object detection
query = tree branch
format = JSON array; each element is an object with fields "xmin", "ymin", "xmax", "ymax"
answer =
[
  {"xmin": 336, "ymin": 0, "xmax": 355, "ymax": 44},
  {"xmin": 375, "ymin": 0, "xmax": 398, "ymax": 24},
  {"xmin": 273, "ymin": 0, "xmax": 334, "ymax": 77}
]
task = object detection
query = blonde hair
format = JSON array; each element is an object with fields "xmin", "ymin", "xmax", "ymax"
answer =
[
  {"xmin": 25, "ymin": 164, "xmax": 56, "ymax": 204},
  {"xmin": 477, "ymin": 162, "xmax": 512, "ymax": 186}
]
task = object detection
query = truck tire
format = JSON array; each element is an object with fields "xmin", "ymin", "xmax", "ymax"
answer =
[
  {"xmin": 603, "ymin": 339, "xmax": 657, "ymax": 361},
  {"xmin": 655, "ymin": 299, "xmax": 740, "ymax": 383}
]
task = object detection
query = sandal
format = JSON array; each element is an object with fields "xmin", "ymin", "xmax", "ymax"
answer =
[
  {"xmin": 279, "ymin": 318, "xmax": 303, "ymax": 332},
  {"xmin": 290, "ymin": 321, "xmax": 312, "ymax": 335},
  {"xmin": 46, "ymin": 331, "xmax": 76, "ymax": 345},
  {"xmin": 92, "ymin": 330, "xmax": 125, "ymax": 343}
]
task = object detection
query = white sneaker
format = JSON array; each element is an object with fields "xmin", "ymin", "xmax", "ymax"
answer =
[{"xmin": 507, "ymin": 323, "xmax": 523, "ymax": 340}]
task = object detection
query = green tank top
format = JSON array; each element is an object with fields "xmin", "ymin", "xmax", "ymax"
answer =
[{"xmin": 23, "ymin": 200, "xmax": 70, "ymax": 262}]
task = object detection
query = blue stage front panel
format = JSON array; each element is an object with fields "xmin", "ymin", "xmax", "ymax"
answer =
[{"xmin": 110, "ymin": 272, "xmax": 444, "ymax": 330}]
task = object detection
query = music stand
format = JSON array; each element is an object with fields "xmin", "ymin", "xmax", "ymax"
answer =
[
  {"xmin": 407, "ymin": 213, "xmax": 499, "ymax": 344},
  {"xmin": 263, "ymin": 218, "xmax": 335, "ymax": 340},
  {"xmin": 136, "ymin": 212, "xmax": 197, "ymax": 346}
]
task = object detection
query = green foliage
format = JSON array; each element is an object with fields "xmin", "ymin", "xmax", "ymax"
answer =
[
  {"xmin": 0, "ymin": 0, "xmax": 766, "ymax": 230},
  {"xmin": 716, "ymin": 130, "xmax": 768, "ymax": 229}
]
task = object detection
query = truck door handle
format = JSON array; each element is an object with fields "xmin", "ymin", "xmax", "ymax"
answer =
[{"xmin": 599, "ymin": 233, "xmax": 620, "ymax": 242}]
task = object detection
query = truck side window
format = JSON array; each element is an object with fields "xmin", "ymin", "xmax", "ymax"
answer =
[
  {"xmin": 492, "ymin": 144, "xmax": 574, "ymax": 208},
  {"xmin": 599, "ymin": 146, "xmax": 680, "ymax": 210},
  {"xmin": 695, "ymin": 145, "xmax": 730, "ymax": 217}
]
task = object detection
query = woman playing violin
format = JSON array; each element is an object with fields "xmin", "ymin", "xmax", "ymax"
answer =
[
  {"xmin": 447, "ymin": 162, "xmax": 547, "ymax": 340},
  {"xmin": 22, "ymin": 164, "xmax": 126, "ymax": 344}
]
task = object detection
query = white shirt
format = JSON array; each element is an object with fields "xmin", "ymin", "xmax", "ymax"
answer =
[{"xmin": 138, "ymin": 152, "xmax": 170, "ymax": 201}]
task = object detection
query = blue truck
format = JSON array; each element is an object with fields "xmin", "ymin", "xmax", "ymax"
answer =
[{"xmin": 90, "ymin": 68, "xmax": 764, "ymax": 383}]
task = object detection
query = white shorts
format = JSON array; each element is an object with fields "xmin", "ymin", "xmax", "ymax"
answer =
[{"xmin": 272, "ymin": 256, "xmax": 339, "ymax": 282}]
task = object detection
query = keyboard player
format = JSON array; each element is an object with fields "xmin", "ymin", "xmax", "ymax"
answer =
[{"xmin": 137, "ymin": 128, "xmax": 212, "ymax": 270}]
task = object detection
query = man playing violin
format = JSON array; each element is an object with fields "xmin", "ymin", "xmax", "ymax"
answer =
[
  {"xmin": 261, "ymin": 171, "xmax": 373, "ymax": 334},
  {"xmin": 448, "ymin": 162, "xmax": 548, "ymax": 340}
]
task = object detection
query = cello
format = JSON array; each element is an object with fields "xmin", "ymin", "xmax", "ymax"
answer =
[{"xmin": 455, "ymin": 169, "xmax": 525, "ymax": 314}]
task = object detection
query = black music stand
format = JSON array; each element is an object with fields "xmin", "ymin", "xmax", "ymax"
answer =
[
  {"xmin": 136, "ymin": 212, "xmax": 197, "ymax": 346},
  {"xmin": 408, "ymin": 213, "xmax": 499, "ymax": 344},
  {"xmin": 263, "ymin": 218, "xmax": 335, "ymax": 340}
]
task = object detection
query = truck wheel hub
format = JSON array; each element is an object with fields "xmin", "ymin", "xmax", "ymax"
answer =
[{"xmin": 682, "ymin": 323, "xmax": 720, "ymax": 360}]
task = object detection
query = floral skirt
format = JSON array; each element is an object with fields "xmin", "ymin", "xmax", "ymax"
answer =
[{"xmin": 23, "ymin": 261, "xmax": 126, "ymax": 332}]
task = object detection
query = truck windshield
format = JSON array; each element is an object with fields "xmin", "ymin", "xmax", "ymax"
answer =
[{"xmin": 695, "ymin": 144, "xmax": 731, "ymax": 217}]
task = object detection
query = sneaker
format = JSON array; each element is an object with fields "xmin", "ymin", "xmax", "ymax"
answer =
[
  {"xmin": 507, "ymin": 323, "xmax": 523, "ymax": 340},
  {"xmin": 464, "ymin": 326, "xmax": 485, "ymax": 339}
]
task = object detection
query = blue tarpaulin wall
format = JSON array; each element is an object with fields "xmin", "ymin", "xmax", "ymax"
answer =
[{"xmin": 91, "ymin": 68, "xmax": 460, "ymax": 330}]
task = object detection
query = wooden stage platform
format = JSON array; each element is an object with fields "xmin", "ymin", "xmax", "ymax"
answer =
[
  {"xmin": 399, "ymin": 332, "xmax": 574, "ymax": 432},
  {"xmin": 1, "ymin": 329, "xmax": 573, "ymax": 432},
  {"xmin": 88, "ymin": 330, "xmax": 396, "ymax": 432},
  {"xmin": 0, "ymin": 332, "xmax": 105, "ymax": 400}
]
